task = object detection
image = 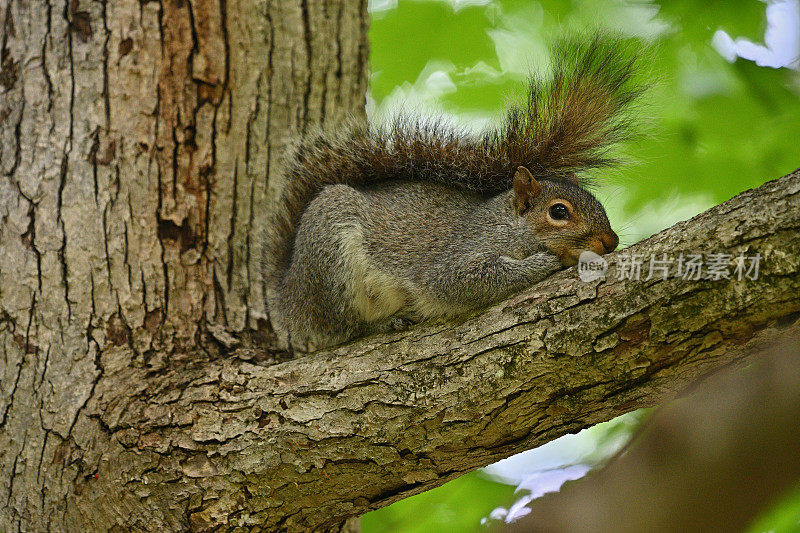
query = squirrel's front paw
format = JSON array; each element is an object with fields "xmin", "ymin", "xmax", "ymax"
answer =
[
  {"xmin": 513, "ymin": 252, "xmax": 563, "ymax": 283},
  {"xmin": 517, "ymin": 252, "xmax": 562, "ymax": 271},
  {"xmin": 543, "ymin": 253, "xmax": 565, "ymax": 271}
]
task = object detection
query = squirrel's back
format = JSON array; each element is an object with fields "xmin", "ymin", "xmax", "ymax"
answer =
[{"xmin": 263, "ymin": 32, "xmax": 647, "ymax": 297}]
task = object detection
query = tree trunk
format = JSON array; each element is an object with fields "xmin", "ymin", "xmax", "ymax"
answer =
[{"xmin": 0, "ymin": 0, "xmax": 367, "ymax": 530}]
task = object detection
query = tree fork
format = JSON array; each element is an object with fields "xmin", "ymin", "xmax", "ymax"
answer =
[{"xmin": 78, "ymin": 169, "xmax": 800, "ymax": 530}]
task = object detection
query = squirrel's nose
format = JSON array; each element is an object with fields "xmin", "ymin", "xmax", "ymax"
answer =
[{"xmin": 601, "ymin": 231, "xmax": 619, "ymax": 253}]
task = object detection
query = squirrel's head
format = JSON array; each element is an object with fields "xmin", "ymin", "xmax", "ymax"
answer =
[{"xmin": 512, "ymin": 166, "xmax": 619, "ymax": 266}]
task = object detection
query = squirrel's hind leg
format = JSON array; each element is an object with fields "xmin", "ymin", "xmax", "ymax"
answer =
[{"xmin": 280, "ymin": 183, "xmax": 407, "ymax": 351}]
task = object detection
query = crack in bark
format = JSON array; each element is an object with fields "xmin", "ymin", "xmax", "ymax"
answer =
[
  {"xmin": 1, "ymin": 295, "xmax": 38, "ymax": 430},
  {"xmin": 57, "ymin": 158, "xmax": 72, "ymax": 321},
  {"xmin": 5, "ymin": 447, "xmax": 20, "ymax": 511},
  {"xmin": 244, "ymin": 179, "xmax": 256, "ymax": 325},
  {"xmin": 19, "ymin": 195, "xmax": 43, "ymax": 291},
  {"xmin": 264, "ymin": 9, "xmax": 273, "ymax": 186},
  {"xmin": 226, "ymin": 165, "xmax": 238, "ymax": 289},
  {"xmin": 300, "ymin": 0, "xmax": 313, "ymax": 134}
]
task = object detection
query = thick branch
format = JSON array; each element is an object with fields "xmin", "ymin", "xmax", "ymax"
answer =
[
  {"xmin": 84, "ymin": 170, "xmax": 800, "ymax": 531},
  {"xmin": 509, "ymin": 337, "xmax": 800, "ymax": 533}
]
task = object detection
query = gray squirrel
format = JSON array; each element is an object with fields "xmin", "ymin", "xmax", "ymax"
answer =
[{"xmin": 264, "ymin": 34, "xmax": 645, "ymax": 353}]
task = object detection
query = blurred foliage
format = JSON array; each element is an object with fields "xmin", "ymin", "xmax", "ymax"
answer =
[
  {"xmin": 747, "ymin": 480, "xmax": 800, "ymax": 533},
  {"xmin": 360, "ymin": 471, "xmax": 516, "ymax": 532},
  {"xmin": 369, "ymin": 0, "xmax": 800, "ymax": 237},
  {"xmin": 365, "ymin": 1, "xmax": 800, "ymax": 531}
]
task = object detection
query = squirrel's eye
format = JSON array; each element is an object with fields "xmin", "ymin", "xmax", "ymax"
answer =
[{"xmin": 549, "ymin": 203, "xmax": 569, "ymax": 220}]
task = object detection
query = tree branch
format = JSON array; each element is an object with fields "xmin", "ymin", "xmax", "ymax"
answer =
[
  {"xmin": 508, "ymin": 336, "xmax": 800, "ymax": 533},
  {"xmin": 84, "ymin": 170, "xmax": 800, "ymax": 531}
]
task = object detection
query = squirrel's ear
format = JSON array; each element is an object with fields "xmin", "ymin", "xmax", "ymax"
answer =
[{"xmin": 513, "ymin": 166, "xmax": 541, "ymax": 214}]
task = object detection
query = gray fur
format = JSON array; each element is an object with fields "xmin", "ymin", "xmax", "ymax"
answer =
[
  {"xmin": 270, "ymin": 179, "xmax": 605, "ymax": 352},
  {"xmin": 265, "ymin": 32, "xmax": 643, "ymax": 352}
]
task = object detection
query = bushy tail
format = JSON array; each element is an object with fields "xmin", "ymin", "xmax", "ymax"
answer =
[
  {"xmin": 263, "ymin": 32, "xmax": 649, "ymax": 293},
  {"xmin": 501, "ymin": 33, "xmax": 649, "ymax": 180}
]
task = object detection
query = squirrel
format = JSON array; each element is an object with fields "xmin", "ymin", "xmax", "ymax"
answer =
[{"xmin": 263, "ymin": 34, "xmax": 646, "ymax": 353}]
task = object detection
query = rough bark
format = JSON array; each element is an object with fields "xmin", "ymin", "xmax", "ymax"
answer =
[
  {"xmin": 0, "ymin": 0, "xmax": 798, "ymax": 531},
  {"xmin": 0, "ymin": 0, "xmax": 368, "ymax": 530}
]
